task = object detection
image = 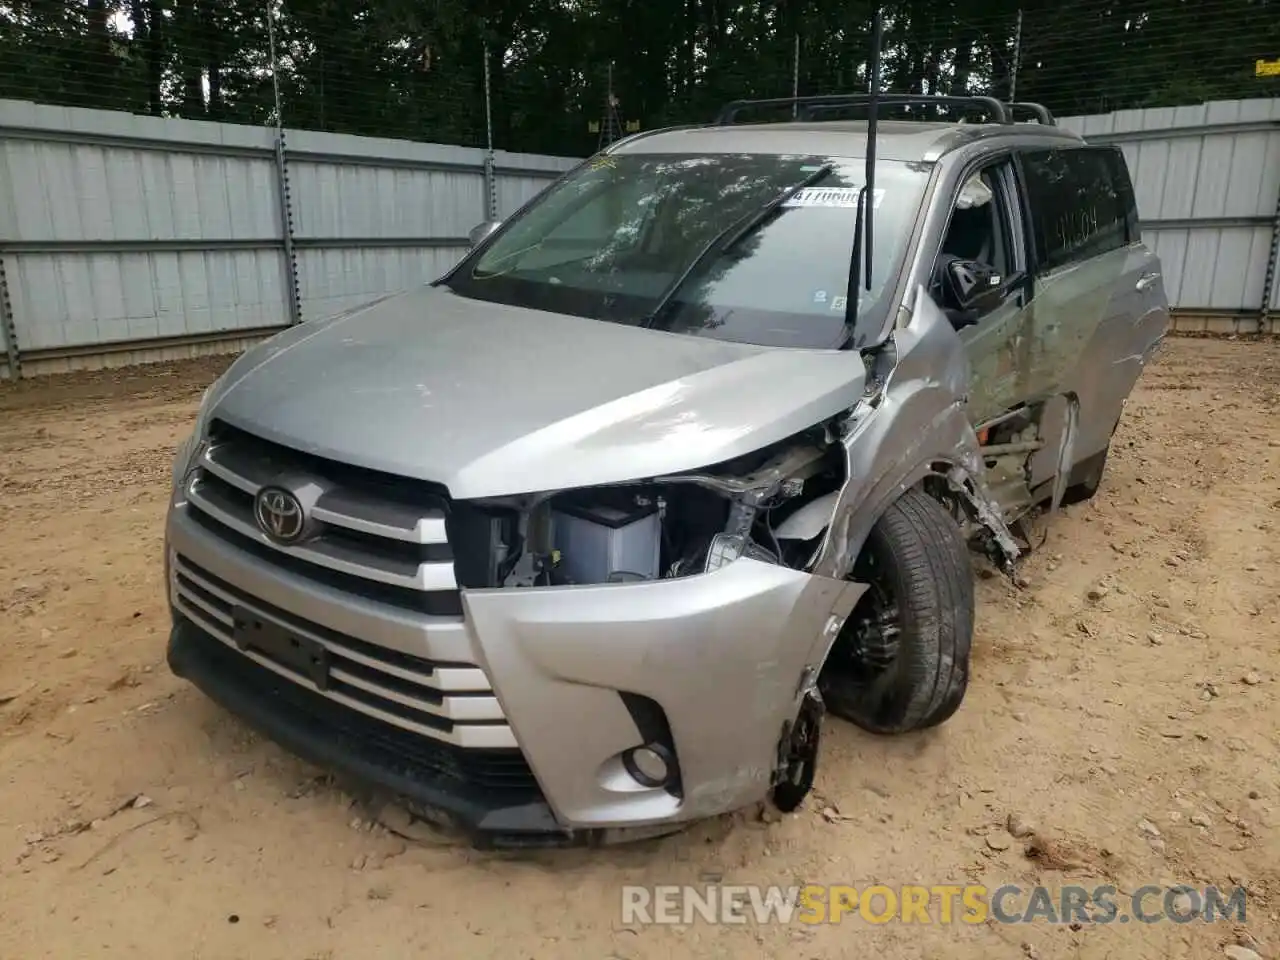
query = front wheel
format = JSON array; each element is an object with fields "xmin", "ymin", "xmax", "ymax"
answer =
[{"xmin": 819, "ymin": 488, "xmax": 975, "ymax": 735}]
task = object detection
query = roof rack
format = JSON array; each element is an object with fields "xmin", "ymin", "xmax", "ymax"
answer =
[
  {"xmin": 713, "ymin": 93, "xmax": 1056, "ymax": 127},
  {"xmin": 1006, "ymin": 102, "xmax": 1056, "ymax": 125}
]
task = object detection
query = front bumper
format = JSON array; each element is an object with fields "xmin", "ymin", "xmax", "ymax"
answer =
[
  {"xmin": 166, "ymin": 505, "xmax": 863, "ymax": 843},
  {"xmin": 167, "ymin": 616, "xmax": 569, "ymax": 847}
]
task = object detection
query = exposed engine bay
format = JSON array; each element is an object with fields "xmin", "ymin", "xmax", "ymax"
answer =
[
  {"xmin": 447, "ymin": 425, "xmax": 847, "ymax": 590},
  {"xmin": 447, "ymin": 401, "xmax": 1050, "ymax": 593}
]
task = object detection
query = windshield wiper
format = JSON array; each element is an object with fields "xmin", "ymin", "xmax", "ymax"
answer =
[{"xmin": 640, "ymin": 162, "xmax": 836, "ymax": 328}]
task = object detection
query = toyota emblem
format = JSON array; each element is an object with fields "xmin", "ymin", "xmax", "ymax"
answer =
[{"xmin": 254, "ymin": 487, "xmax": 306, "ymax": 543}]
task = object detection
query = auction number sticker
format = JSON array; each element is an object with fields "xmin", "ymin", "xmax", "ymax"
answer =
[{"xmin": 784, "ymin": 187, "xmax": 885, "ymax": 209}]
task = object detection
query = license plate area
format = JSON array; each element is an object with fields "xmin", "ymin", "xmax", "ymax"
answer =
[{"xmin": 232, "ymin": 608, "xmax": 330, "ymax": 690}]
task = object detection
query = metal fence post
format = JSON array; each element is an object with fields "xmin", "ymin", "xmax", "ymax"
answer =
[
  {"xmin": 791, "ymin": 32, "xmax": 800, "ymax": 116},
  {"xmin": 268, "ymin": 0, "xmax": 302, "ymax": 325},
  {"xmin": 482, "ymin": 43, "xmax": 499, "ymax": 222},
  {"xmin": 0, "ymin": 253, "xmax": 19, "ymax": 379},
  {"xmin": 1260, "ymin": 177, "xmax": 1280, "ymax": 333},
  {"xmin": 274, "ymin": 135, "xmax": 302, "ymax": 325}
]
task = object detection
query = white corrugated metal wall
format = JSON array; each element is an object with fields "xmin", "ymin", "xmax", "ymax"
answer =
[
  {"xmin": 2, "ymin": 96, "xmax": 1278, "ymax": 378},
  {"xmin": 0, "ymin": 99, "xmax": 577, "ymax": 379},
  {"xmin": 1060, "ymin": 97, "xmax": 1280, "ymax": 330}
]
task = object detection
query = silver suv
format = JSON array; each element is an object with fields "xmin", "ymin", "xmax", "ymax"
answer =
[{"xmin": 165, "ymin": 94, "xmax": 1170, "ymax": 847}]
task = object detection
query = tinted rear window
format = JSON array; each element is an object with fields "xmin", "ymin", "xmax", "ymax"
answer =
[{"xmin": 1021, "ymin": 146, "xmax": 1132, "ymax": 271}]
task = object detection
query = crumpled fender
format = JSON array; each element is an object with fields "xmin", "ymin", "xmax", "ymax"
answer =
[{"xmin": 811, "ymin": 287, "xmax": 1019, "ymax": 579}]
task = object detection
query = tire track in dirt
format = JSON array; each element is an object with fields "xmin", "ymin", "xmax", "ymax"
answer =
[{"xmin": 0, "ymin": 339, "xmax": 1276, "ymax": 960}]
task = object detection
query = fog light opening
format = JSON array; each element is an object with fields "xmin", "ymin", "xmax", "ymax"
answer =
[{"xmin": 623, "ymin": 744, "xmax": 674, "ymax": 789}]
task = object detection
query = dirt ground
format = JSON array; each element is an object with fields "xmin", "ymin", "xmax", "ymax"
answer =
[{"xmin": 0, "ymin": 337, "xmax": 1277, "ymax": 960}]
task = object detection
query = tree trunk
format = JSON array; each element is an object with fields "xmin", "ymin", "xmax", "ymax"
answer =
[
  {"xmin": 128, "ymin": 0, "xmax": 165, "ymax": 115},
  {"xmin": 203, "ymin": 0, "xmax": 222, "ymax": 118},
  {"xmin": 989, "ymin": 35, "xmax": 1012, "ymax": 101},
  {"xmin": 923, "ymin": 42, "xmax": 940, "ymax": 95},
  {"xmin": 177, "ymin": 0, "xmax": 204, "ymax": 115},
  {"xmin": 86, "ymin": 0, "xmax": 114, "ymax": 108},
  {"xmin": 952, "ymin": 37, "xmax": 973, "ymax": 95}
]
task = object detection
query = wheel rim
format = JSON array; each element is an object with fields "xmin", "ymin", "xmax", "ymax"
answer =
[{"xmin": 829, "ymin": 548, "xmax": 902, "ymax": 688}]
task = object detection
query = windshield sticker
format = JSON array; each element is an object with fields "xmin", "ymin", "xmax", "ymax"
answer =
[
  {"xmin": 813, "ymin": 290, "xmax": 829, "ymax": 304},
  {"xmin": 783, "ymin": 187, "xmax": 885, "ymax": 209},
  {"xmin": 830, "ymin": 295, "xmax": 848, "ymax": 312}
]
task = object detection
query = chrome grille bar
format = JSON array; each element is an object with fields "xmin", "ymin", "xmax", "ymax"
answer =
[
  {"xmin": 187, "ymin": 474, "xmax": 458, "ymax": 592},
  {"xmin": 171, "ymin": 554, "xmax": 515, "ymax": 750},
  {"xmin": 173, "ymin": 559, "xmax": 489, "ymax": 693},
  {"xmin": 203, "ymin": 443, "xmax": 449, "ymax": 545}
]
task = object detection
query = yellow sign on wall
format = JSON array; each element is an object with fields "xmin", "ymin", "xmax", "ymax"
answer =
[{"xmin": 1257, "ymin": 58, "xmax": 1280, "ymax": 77}]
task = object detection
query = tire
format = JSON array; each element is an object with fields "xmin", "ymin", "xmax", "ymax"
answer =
[{"xmin": 819, "ymin": 487, "xmax": 974, "ymax": 735}]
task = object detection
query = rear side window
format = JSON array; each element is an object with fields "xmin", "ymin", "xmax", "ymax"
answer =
[
  {"xmin": 1103, "ymin": 147, "xmax": 1141, "ymax": 243},
  {"xmin": 1021, "ymin": 146, "xmax": 1131, "ymax": 271}
]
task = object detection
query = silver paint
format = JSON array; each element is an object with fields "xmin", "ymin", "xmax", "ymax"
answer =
[
  {"xmin": 166, "ymin": 115, "xmax": 1170, "ymax": 837},
  {"xmin": 463, "ymin": 563, "xmax": 864, "ymax": 827},
  {"xmin": 205, "ymin": 285, "xmax": 867, "ymax": 499},
  {"xmin": 810, "ymin": 286, "xmax": 1019, "ymax": 580}
]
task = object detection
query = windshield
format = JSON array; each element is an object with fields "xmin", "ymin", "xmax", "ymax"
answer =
[{"xmin": 444, "ymin": 153, "xmax": 933, "ymax": 349}]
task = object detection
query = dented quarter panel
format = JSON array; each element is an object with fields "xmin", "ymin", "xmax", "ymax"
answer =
[
  {"xmin": 1026, "ymin": 243, "xmax": 1169, "ymax": 487},
  {"xmin": 462, "ymin": 560, "xmax": 865, "ymax": 827},
  {"xmin": 889, "ymin": 140, "xmax": 1169, "ymax": 504}
]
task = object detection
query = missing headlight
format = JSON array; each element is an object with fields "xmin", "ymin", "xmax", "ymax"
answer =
[
  {"xmin": 474, "ymin": 429, "xmax": 847, "ymax": 588},
  {"xmin": 540, "ymin": 484, "xmax": 736, "ymax": 585},
  {"xmin": 550, "ymin": 491, "xmax": 662, "ymax": 584}
]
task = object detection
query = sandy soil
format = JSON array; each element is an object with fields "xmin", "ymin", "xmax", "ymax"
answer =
[{"xmin": 0, "ymin": 338, "xmax": 1277, "ymax": 960}]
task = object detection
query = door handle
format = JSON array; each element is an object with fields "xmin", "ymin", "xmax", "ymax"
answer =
[{"xmin": 1136, "ymin": 272, "xmax": 1161, "ymax": 292}]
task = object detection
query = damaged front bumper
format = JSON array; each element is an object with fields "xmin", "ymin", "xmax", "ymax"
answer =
[{"xmin": 165, "ymin": 506, "xmax": 864, "ymax": 847}]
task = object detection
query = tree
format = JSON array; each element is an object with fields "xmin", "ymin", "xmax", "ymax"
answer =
[{"xmin": 1, "ymin": 0, "xmax": 1276, "ymax": 153}]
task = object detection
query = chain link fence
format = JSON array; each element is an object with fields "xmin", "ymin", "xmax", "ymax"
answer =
[
  {"xmin": 0, "ymin": 0, "xmax": 1277, "ymax": 377},
  {"xmin": 1, "ymin": 0, "xmax": 1277, "ymax": 156}
]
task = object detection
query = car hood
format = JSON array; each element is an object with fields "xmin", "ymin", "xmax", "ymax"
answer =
[{"xmin": 209, "ymin": 286, "xmax": 865, "ymax": 498}]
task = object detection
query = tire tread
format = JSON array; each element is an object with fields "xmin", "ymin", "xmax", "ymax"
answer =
[{"xmin": 822, "ymin": 487, "xmax": 974, "ymax": 734}]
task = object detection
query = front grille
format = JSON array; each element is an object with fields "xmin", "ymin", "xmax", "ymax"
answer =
[
  {"xmin": 175, "ymin": 617, "xmax": 541, "ymax": 798},
  {"xmin": 170, "ymin": 553, "xmax": 517, "ymax": 750},
  {"xmin": 185, "ymin": 420, "xmax": 463, "ymax": 609}
]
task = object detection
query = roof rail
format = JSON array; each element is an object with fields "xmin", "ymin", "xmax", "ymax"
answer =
[
  {"xmin": 1004, "ymin": 101, "xmax": 1056, "ymax": 125},
  {"xmin": 715, "ymin": 93, "xmax": 1013, "ymax": 126},
  {"xmin": 601, "ymin": 122, "xmax": 707, "ymax": 153}
]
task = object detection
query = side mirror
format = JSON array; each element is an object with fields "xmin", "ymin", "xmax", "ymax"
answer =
[
  {"xmin": 945, "ymin": 258, "xmax": 1004, "ymax": 311},
  {"xmin": 468, "ymin": 220, "xmax": 502, "ymax": 247},
  {"xmin": 941, "ymin": 257, "xmax": 1009, "ymax": 329}
]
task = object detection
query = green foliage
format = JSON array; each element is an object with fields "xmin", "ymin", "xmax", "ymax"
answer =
[{"xmin": 1, "ymin": 0, "xmax": 1276, "ymax": 154}]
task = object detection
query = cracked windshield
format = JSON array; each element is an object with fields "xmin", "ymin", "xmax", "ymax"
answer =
[{"xmin": 446, "ymin": 153, "xmax": 933, "ymax": 349}]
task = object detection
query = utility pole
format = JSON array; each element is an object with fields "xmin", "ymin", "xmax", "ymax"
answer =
[{"xmin": 1010, "ymin": 9, "xmax": 1024, "ymax": 100}]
